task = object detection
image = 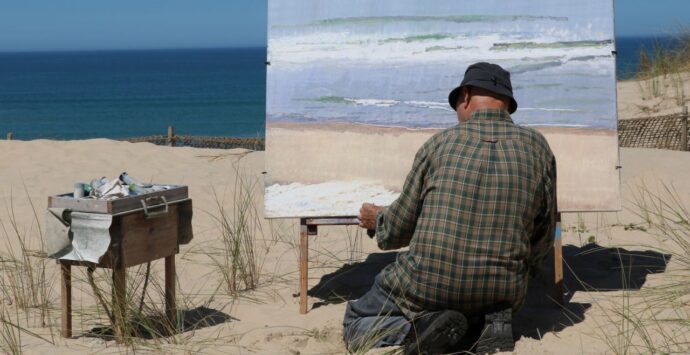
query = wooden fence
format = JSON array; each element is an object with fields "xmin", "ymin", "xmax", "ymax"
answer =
[
  {"xmin": 123, "ymin": 126, "xmax": 264, "ymax": 150},
  {"xmin": 3, "ymin": 127, "xmax": 265, "ymax": 150},
  {"xmin": 618, "ymin": 107, "xmax": 689, "ymax": 151},
  {"xmin": 5, "ymin": 112, "xmax": 690, "ymax": 152},
  {"xmin": 125, "ymin": 133, "xmax": 265, "ymax": 150}
]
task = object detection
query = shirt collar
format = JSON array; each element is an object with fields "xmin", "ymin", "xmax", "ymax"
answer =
[{"xmin": 466, "ymin": 109, "xmax": 514, "ymax": 124}]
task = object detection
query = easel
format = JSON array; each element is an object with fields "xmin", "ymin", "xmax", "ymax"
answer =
[
  {"xmin": 298, "ymin": 213, "xmax": 565, "ymax": 313},
  {"xmin": 299, "ymin": 217, "xmax": 360, "ymax": 314}
]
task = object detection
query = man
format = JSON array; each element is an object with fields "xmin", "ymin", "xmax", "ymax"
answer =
[{"xmin": 342, "ymin": 62, "xmax": 557, "ymax": 354}]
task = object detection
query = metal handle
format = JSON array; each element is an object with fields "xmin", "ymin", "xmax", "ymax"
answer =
[{"xmin": 140, "ymin": 196, "xmax": 169, "ymax": 219}]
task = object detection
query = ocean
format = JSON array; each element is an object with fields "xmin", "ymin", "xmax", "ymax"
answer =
[
  {"xmin": 0, "ymin": 48, "xmax": 267, "ymax": 140},
  {"xmin": 0, "ymin": 37, "xmax": 680, "ymax": 140}
]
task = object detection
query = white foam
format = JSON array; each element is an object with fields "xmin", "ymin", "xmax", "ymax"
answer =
[
  {"xmin": 268, "ymin": 30, "xmax": 613, "ymax": 66},
  {"xmin": 347, "ymin": 98, "xmax": 399, "ymax": 107},
  {"xmin": 265, "ymin": 181, "xmax": 399, "ymax": 218}
]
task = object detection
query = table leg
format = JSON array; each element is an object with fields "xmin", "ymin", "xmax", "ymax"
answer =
[
  {"xmin": 299, "ymin": 219, "xmax": 309, "ymax": 314},
  {"xmin": 552, "ymin": 213, "xmax": 565, "ymax": 306},
  {"xmin": 165, "ymin": 255, "xmax": 177, "ymax": 330},
  {"xmin": 60, "ymin": 262, "xmax": 72, "ymax": 338},
  {"xmin": 112, "ymin": 267, "xmax": 127, "ymax": 342}
]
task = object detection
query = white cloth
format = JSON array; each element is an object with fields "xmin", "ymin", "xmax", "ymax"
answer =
[{"xmin": 45, "ymin": 208, "xmax": 113, "ymax": 263}]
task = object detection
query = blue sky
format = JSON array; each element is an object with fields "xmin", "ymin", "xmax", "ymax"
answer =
[{"xmin": 0, "ymin": 0, "xmax": 688, "ymax": 51}]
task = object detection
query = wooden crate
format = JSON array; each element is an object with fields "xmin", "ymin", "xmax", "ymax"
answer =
[{"xmin": 48, "ymin": 186, "xmax": 193, "ymax": 268}]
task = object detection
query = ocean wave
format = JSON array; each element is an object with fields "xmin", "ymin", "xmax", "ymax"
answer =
[
  {"xmin": 492, "ymin": 40, "xmax": 613, "ymax": 51},
  {"xmin": 380, "ymin": 34, "xmax": 455, "ymax": 44},
  {"xmin": 269, "ymin": 31, "xmax": 614, "ymax": 66},
  {"xmin": 299, "ymin": 15, "xmax": 569, "ymax": 27},
  {"xmin": 406, "ymin": 101, "xmax": 451, "ymax": 111},
  {"xmin": 514, "ymin": 83, "xmax": 561, "ymax": 90},
  {"xmin": 311, "ymin": 96, "xmax": 588, "ymax": 115},
  {"xmin": 314, "ymin": 96, "xmax": 399, "ymax": 107},
  {"xmin": 423, "ymin": 45, "xmax": 466, "ymax": 53},
  {"xmin": 569, "ymin": 55, "xmax": 611, "ymax": 62},
  {"xmin": 508, "ymin": 61, "xmax": 564, "ymax": 74},
  {"xmin": 311, "ymin": 96, "xmax": 452, "ymax": 111}
]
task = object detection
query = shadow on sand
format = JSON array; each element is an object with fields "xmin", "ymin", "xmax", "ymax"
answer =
[
  {"xmin": 309, "ymin": 243, "xmax": 670, "ymax": 340},
  {"xmin": 83, "ymin": 306, "xmax": 236, "ymax": 340}
]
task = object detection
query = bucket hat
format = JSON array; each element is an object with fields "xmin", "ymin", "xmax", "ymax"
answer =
[{"xmin": 448, "ymin": 62, "xmax": 518, "ymax": 114}]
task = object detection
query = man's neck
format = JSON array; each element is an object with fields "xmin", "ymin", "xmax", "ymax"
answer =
[{"xmin": 461, "ymin": 107, "xmax": 508, "ymax": 123}]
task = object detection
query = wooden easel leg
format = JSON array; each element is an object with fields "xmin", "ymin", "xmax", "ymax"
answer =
[
  {"xmin": 165, "ymin": 255, "xmax": 177, "ymax": 330},
  {"xmin": 552, "ymin": 213, "xmax": 565, "ymax": 306},
  {"xmin": 112, "ymin": 267, "xmax": 127, "ymax": 342},
  {"xmin": 60, "ymin": 262, "xmax": 72, "ymax": 338},
  {"xmin": 299, "ymin": 219, "xmax": 309, "ymax": 314}
]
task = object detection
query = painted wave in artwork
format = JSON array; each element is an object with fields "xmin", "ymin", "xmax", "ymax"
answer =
[{"xmin": 267, "ymin": 2, "xmax": 617, "ymax": 129}]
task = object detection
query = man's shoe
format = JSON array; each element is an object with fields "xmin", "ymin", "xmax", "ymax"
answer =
[
  {"xmin": 404, "ymin": 310, "xmax": 467, "ymax": 355},
  {"xmin": 475, "ymin": 308, "xmax": 515, "ymax": 354}
]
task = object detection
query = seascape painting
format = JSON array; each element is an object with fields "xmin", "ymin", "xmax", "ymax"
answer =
[{"xmin": 265, "ymin": 0, "xmax": 620, "ymax": 218}]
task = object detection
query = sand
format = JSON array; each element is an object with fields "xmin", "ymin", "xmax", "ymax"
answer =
[
  {"xmin": 1, "ymin": 76, "xmax": 689, "ymax": 354},
  {"xmin": 617, "ymin": 71, "xmax": 690, "ymax": 119}
]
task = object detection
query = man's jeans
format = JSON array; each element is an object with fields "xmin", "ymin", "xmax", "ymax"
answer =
[{"xmin": 342, "ymin": 276, "xmax": 412, "ymax": 351}]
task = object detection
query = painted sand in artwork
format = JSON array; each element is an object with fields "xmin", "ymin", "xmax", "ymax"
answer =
[{"xmin": 265, "ymin": 0, "xmax": 620, "ymax": 218}]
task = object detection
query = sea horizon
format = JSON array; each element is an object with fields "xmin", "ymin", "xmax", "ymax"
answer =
[{"xmin": 0, "ymin": 35, "xmax": 681, "ymax": 140}]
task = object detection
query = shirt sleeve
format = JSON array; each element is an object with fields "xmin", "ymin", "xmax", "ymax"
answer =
[
  {"xmin": 528, "ymin": 152, "xmax": 557, "ymax": 274},
  {"xmin": 375, "ymin": 143, "xmax": 431, "ymax": 250}
]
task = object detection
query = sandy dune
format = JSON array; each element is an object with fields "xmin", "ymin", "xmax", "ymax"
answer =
[
  {"xmin": 1, "ymin": 139, "xmax": 689, "ymax": 354},
  {"xmin": 617, "ymin": 72, "xmax": 690, "ymax": 119}
]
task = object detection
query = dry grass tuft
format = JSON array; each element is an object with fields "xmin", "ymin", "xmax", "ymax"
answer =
[
  {"xmin": 207, "ymin": 161, "xmax": 270, "ymax": 296},
  {"xmin": 586, "ymin": 183, "xmax": 690, "ymax": 354},
  {"xmin": 636, "ymin": 29, "xmax": 690, "ymax": 105}
]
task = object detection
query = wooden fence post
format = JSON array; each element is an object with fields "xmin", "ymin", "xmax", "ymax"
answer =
[
  {"xmin": 682, "ymin": 106, "xmax": 688, "ymax": 152},
  {"xmin": 6, "ymin": 132, "xmax": 13, "ymax": 140},
  {"xmin": 167, "ymin": 126, "xmax": 175, "ymax": 147}
]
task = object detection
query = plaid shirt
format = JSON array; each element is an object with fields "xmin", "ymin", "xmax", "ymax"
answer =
[{"xmin": 376, "ymin": 108, "xmax": 556, "ymax": 317}]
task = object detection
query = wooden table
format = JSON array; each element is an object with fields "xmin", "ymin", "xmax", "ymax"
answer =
[{"xmin": 51, "ymin": 196, "xmax": 192, "ymax": 342}]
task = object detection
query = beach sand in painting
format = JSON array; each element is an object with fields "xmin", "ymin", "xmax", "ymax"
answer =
[{"xmin": 265, "ymin": 122, "xmax": 620, "ymax": 217}]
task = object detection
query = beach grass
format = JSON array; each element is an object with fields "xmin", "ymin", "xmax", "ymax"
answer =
[
  {"xmin": 207, "ymin": 160, "xmax": 270, "ymax": 296},
  {"xmin": 636, "ymin": 29, "xmax": 689, "ymax": 105},
  {"xmin": 0, "ymin": 186, "xmax": 57, "ymax": 353},
  {"xmin": 572, "ymin": 183, "xmax": 690, "ymax": 354}
]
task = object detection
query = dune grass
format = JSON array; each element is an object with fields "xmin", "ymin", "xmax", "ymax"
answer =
[
  {"xmin": 206, "ymin": 160, "xmax": 273, "ymax": 297},
  {"xmin": 574, "ymin": 183, "xmax": 690, "ymax": 354},
  {"xmin": 636, "ymin": 29, "xmax": 689, "ymax": 105},
  {"xmin": 0, "ymin": 187, "xmax": 56, "ymax": 353}
]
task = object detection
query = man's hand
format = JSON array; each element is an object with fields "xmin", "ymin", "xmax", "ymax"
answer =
[{"xmin": 358, "ymin": 203, "xmax": 383, "ymax": 230}]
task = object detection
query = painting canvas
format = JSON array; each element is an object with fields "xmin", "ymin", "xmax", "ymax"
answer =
[{"xmin": 265, "ymin": 0, "xmax": 620, "ymax": 218}]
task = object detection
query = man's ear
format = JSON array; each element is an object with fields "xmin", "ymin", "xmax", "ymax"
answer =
[{"xmin": 461, "ymin": 87, "xmax": 471, "ymax": 109}]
